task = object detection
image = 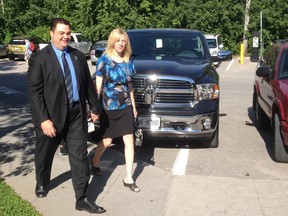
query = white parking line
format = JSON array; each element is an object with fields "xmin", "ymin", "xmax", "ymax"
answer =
[
  {"xmin": 171, "ymin": 148, "xmax": 189, "ymax": 175},
  {"xmin": 225, "ymin": 59, "xmax": 234, "ymax": 71}
]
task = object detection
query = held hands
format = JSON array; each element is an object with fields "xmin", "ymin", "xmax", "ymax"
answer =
[
  {"xmin": 90, "ymin": 112, "xmax": 100, "ymax": 123},
  {"xmin": 41, "ymin": 120, "xmax": 57, "ymax": 138}
]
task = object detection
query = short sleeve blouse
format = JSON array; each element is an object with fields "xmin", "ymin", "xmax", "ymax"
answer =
[{"xmin": 96, "ymin": 54, "xmax": 136, "ymax": 110}]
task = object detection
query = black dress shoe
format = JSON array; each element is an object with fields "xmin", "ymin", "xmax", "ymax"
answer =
[
  {"xmin": 35, "ymin": 184, "xmax": 47, "ymax": 198},
  {"xmin": 76, "ymin": 197, "xmax": 106, "ymax": 214}
]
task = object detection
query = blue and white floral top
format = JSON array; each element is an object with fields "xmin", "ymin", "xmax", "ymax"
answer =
[{"xmin": 96, "ymin": 54, "xmax": 135, "ymax": 110}]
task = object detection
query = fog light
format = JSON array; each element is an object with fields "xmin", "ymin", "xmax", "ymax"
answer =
[{"xmin": 202, "ymin": 118, "xmax": 212, "ymax": 130}]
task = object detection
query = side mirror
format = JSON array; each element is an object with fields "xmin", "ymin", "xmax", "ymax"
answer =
[
  {"xmin": 256, "ymin": 66, "xmax": 273, "ymax": 78},
  {"xmin": 219, "ymin": 44, "xmax": 224, "ymax": 49}
]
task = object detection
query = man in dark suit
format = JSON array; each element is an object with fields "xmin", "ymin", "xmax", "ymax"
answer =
[{"xmin": 27, "ymin": 18, "xmax": 106, "ymax": 214}]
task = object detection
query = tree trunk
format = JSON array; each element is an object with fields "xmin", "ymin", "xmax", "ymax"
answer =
[
  {"xmin": 1, "ymin": 0, "xmax": 4, "ymax": 13},
  {"xmin": 243, "ymin": 0, "xmax": 251, "ymax": 55}
]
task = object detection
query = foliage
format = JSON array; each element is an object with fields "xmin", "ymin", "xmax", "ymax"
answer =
[
  {"xmin": 0, "ymin": 179, "xmax": 41, "ymax": 216},
  {"xmin": 28, "ymin": 26, "xmax": 50, "ymax": 42},
  {"xmin": 0, "ymin": 0, "xmax": 287, "ymax": 55},
  {"xmin": 249, "ymin": 0, "xmax": 288, "ymax": 49}
]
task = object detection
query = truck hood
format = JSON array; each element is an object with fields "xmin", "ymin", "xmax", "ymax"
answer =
[{"xmin": 133, "ymin": 56, "xmax": 218, "ymax": 84}]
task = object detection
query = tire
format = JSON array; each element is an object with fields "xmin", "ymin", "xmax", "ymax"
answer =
[
  {"xmin": 252, "ymin": 91, "xmax": 256, "ymax": 110},
  {"xmin": 8, "ymin": 56, "xmax": 14, "ymax": 61},
  {"xmin": 273, "ymin": 113, "xmax": 288, "ymax": 163},
  {"xmin": 255, "ymin": 99, "xmax": 270, "ymax": 129}
]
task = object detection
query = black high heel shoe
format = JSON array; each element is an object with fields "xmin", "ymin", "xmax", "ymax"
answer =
[
  {"xmin": 123, "ymin": 180, "xmax": 140, "ymax": 192},
  {"xmin": 90, "ymin": 156, "xmax": 102, "ymax": 176}
]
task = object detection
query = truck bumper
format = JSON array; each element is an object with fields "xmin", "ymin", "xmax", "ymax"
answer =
[
  {"xmin": 137, "ymin": 112, "xmax": 218, "ymax": 139},
  {"xmin": 8, "ymin": 53, "xmax": 24, "ymax": 60}
]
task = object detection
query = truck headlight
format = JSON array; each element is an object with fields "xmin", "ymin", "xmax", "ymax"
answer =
[
  {"xmin": 196, "ymin": 83, "xmax": 219, "ymax": 100},
  {"xmin": 202, "ymin": 117, "xmax": 212, "ymax": 129}
]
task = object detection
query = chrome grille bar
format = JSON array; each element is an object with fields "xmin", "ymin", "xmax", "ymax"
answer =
[{"xmin": 132, "ymin": 75, "xmax": 195, "ymax": 104}]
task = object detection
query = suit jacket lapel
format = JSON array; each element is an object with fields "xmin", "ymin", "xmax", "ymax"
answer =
[{"xmin": 47, "ymin": 44, "xmax": 66, "ymax": 88}]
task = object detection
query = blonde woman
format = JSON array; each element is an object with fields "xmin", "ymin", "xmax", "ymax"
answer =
[{"xmin": 91, "ymin": 28, "xmax": 140, "ymax": 192}]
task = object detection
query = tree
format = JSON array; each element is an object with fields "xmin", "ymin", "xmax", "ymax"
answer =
[
  {"xmin": 243, "ymin": 0, "xmax": 251, "ymax": 55},
  {"xmin": 249, "ymin": 0, "xmax": 288, "ymax": 51},
  {"xmin": 0, "ymin": 0, "xmax": 287, "ymax": 56}
]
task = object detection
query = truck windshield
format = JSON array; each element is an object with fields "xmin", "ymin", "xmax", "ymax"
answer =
[
  {"xmin": 128, "ymin": 32, "xmax": 206, "ymax": 60},
  {"xmin": 206, "ymin": 39, "xmax": 217, "ymax": 49},
  {"xmin": 279, "ymin": 49, "xmax": 288, "ymax": 80}
]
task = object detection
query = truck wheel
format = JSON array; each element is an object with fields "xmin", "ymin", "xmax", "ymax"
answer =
[
  {"xmin": 273, "ymin": 113, "xmax": 288, "ymax": 163},
  {"xmin": 252, "ymin": 91, "xmax": 256, "ymax": 110},
  {"xmin": 255, "ymin": 99, "xmax": 270, "ymax": 129}
]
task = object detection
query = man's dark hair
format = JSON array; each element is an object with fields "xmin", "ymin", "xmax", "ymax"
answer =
[{"xmin": 50, "ymin": 18, "xmax": 70, "ymax": 32}]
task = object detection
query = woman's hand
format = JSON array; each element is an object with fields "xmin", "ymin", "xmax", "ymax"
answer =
[
  {"xmin": 133, "ymin": 107, "xmax": 137, "ymax": 118},
  {"xmin": 91, "ymin": 112, "xmax": 100, "ymax": 123}
]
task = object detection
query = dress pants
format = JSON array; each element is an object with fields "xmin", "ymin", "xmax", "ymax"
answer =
[{"xmin": 34, "ymin": 104, "xmax": 90, "ymax": 200}]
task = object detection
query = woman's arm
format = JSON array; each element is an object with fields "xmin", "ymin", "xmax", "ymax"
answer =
[
  {"xmin": 95, "ymin": 76, "xmax": 103, "ymax": 100},
  {"xmin": 128, "ymin": 82, "xmax": 137, "ymax": 118}
]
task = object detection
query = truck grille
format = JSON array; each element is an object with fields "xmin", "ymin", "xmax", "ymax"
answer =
[
  {"xmin": 158, "ymin": 79, "xmax": 192, "ymax": 89},
  {"xmin": 155, "ymin": 93, "xmax": 194, "ymax": 103},
  {"xmin": 132, "ymin": 76, "xmax": 195, "ymax": 104}
]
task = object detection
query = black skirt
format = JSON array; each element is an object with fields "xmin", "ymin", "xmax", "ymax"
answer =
[{"xmin": 99, "ymin": 105, "xmax": 134, "ymax": 139}]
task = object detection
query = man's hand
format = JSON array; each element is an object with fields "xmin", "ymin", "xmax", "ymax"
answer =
[
  {"xmin": 91, "ymin": 112, "xmax": 100, "ymax": 123},
  {"xmin": 41, "ymin": 119, "xmax": 57, "ymax": 138}
]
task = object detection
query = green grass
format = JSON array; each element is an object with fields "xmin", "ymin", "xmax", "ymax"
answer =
[{"xmin": 0, "ymin": 179, "xmax": 41, "ymax": 216}]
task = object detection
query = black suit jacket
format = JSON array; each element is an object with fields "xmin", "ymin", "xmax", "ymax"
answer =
[{"xmin": 27, "ymin": 44, "xmax": 102, "ymax": 132}]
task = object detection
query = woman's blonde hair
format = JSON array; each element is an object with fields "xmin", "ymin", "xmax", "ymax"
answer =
[{"xmin": 105, "ymin": 28, "xmax": 132, "ymax": 63}]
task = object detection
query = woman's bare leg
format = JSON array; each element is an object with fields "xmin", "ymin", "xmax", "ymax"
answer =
[
  {"xmin": 123, "ymin": 134, "xmax": 135, "ymax": 183},
  {"xmin": 92, "ymin": 138, "xmax": 112, "ymax": 167}
]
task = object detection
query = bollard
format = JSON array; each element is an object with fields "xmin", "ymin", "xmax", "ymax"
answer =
[{"xmin": 240, "ymin": 43, "xmax": 244, "ymax": 64}]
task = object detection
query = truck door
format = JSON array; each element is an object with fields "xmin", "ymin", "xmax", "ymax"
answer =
[
  {"xmin": 75, "ymin": 34, "xmax": 84, "ymax": 54},
  {"xmin": 76, "ymin": 34, "xmax": 90, "ymax": 55},
  {"xmin": 259, "ymin": 45, "xmax": 279, "ymax": 118}
]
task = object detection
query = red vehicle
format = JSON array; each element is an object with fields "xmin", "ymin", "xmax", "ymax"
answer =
[{"xmin": 253, "ymin": 42, "xmax": 288, "ymax": 162}]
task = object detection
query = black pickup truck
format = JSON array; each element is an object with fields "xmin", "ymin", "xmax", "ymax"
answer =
[{"xmin": 127, "ymin": 29, "xmax": 220, "ymax": 147}]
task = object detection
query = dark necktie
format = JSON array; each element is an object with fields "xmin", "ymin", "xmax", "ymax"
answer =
[{"xmin": 61, "ymin": 52, "xmax": 73, "ymax": 108}]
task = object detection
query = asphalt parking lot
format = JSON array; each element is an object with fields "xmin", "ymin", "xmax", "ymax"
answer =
[{"xmin": 1, "ymin": 57, "xmax": 288, "ymax": 216}]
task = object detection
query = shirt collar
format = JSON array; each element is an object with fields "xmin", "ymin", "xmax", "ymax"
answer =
[{"xmin": 51, "ymin": 43, "xmax": 68, "ymax": 58}]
